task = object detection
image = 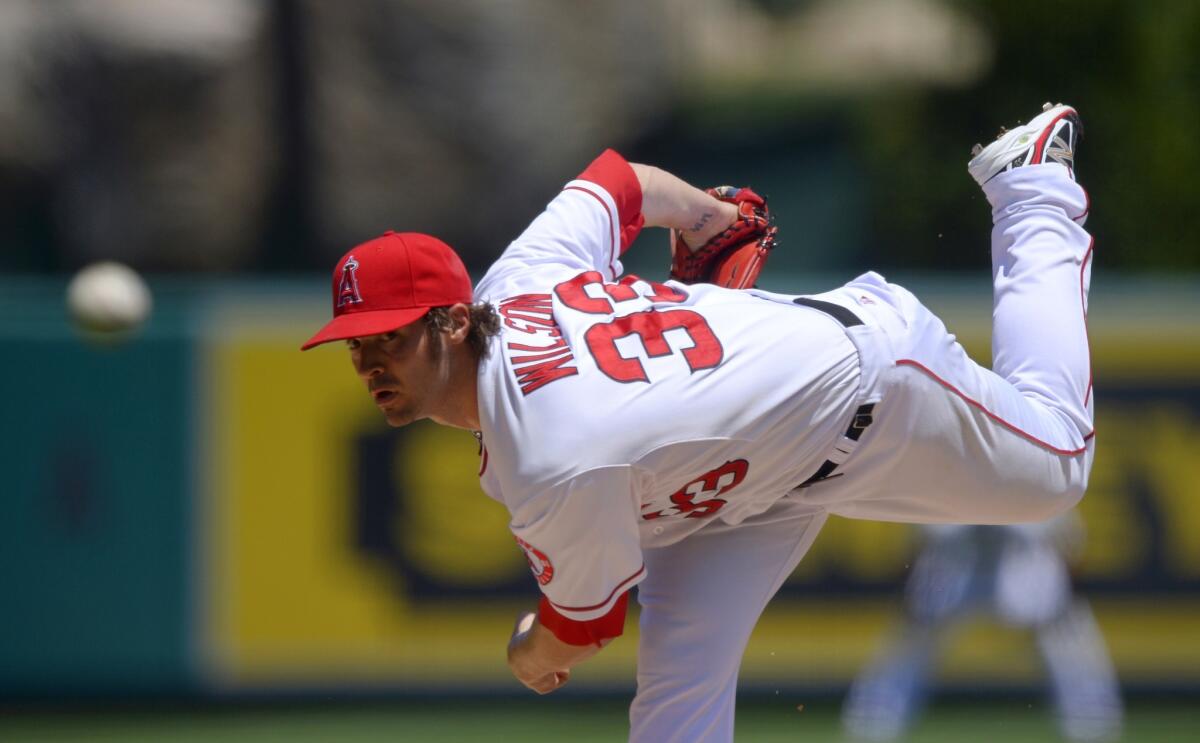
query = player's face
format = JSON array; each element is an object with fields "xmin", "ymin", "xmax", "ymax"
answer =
[{"xmin": 347, "ymin": 319, "xmax": 447, "ymax": 427}]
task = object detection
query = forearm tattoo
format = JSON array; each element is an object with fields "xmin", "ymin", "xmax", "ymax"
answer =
[{"xmin": 689, "ymin": 211, "xmax": 715, "ymax": 233}]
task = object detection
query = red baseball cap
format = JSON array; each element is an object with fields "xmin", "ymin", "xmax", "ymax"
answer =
[{"xmin": 301, "ymin": 231, "xmax": 473, "ymax": 350}]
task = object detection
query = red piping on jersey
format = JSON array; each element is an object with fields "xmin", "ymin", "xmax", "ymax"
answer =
[
  {"xmin": 570, "ymin": 149, "xmax": 646, "ymax": 274},
  {"xmin": 1073, "ymin": 187, "xmax": 1091, "ymax": 224},
  {"xmin": 564, "ymin": 185, "xmax": 621, "ymax": 278},
  {"xmin": 1081, "ymin": 235, "xmax": 1094, "ymax": 406},
  {"xmin": 478, "ymin": 445, "xmax": 488, "ymax": 477},
  {"xmin": 576, "ymin": 148, "xmax": 644, "ymax": 248},
  {"xmin": 547, "ymin": 564, "xmax": 645, "ymax": 613},
  {"xmin": 895, "ymin": 359, "xmax": 1094, "ymax": 455}
]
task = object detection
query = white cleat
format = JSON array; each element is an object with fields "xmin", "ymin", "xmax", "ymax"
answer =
[{"xmin": 967, "ymin": 103, "xmax": 1082, "ymax": 186}]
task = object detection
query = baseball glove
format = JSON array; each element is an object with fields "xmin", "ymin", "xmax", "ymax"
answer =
[{"xmin": 668, "ymin": 186, "xmax": 777, "ymax": 289}]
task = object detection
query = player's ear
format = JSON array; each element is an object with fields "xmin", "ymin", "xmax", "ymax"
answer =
[{"xmin": 445, "ymin": 303, "xmax": 472, "ymax": 345}]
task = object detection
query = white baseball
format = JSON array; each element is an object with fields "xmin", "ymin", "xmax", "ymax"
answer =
[{"xmin": 66, "ymin": 261, "xmax": 153, "ymax": 334}]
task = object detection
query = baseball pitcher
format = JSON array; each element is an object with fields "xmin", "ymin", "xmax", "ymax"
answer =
[{"xmin": 302, "ymin": 103, "xmax": 1094, "ymax": 743}]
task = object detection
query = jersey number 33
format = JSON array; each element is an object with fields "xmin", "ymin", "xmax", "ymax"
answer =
[{"xmin": 553, "ymin": 271, "xmax": 724, "ymax": 383}]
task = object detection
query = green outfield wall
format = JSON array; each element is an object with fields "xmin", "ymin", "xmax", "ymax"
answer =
[{"xmin": 1, "ymin": 274, "xmax": 1198, "ymax": 697}]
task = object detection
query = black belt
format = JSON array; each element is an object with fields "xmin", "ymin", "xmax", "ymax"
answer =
[
  {"xmin": 793, "ymin": 296, "xmax": 875, "ymax": 489},
  {"xmin": 793, "ymin": 297, "xmax": 864, "ymax": 328}
]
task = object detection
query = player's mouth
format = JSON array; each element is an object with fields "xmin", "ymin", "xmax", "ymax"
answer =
[{"xmin": 372, "ymin": 388, "xmax": 399, "ymax": 406}]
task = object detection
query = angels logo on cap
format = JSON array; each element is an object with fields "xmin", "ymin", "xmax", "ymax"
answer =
[
  {"xmin": 336, "ymin": 256, "xmax": 364, "ymax": 307},
  {"xmin": 301, "ymin": 231, "xmax": 474, "ymax": 351}
]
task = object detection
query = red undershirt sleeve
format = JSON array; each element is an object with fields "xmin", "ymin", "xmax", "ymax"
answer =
[
  {"xmin": 575, "ymin": 149, "xmax": 645, "ymax": 255},
  {"xmin": 538, "ymin": 590, "xmax": 631, "ymax": 647}
]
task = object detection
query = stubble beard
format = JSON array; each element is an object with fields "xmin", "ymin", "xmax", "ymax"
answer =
[
  {"xmin": 383, "ymin": 329, "xmax": 449, "ymax": 428},
  {"xmin": 385, "ymin": 406, "xmax": 419, "ymax": 428}
]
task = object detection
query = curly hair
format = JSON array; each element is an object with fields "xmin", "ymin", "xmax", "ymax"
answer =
[{"xmin": 424, "ymin": 303, "xmax": 501, "ymax": 358}]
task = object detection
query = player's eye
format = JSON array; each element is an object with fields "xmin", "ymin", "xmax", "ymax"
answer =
[
  {"xmin": 380, "ymin": 331, "xmax": 398, "ymax": 342},
  {"xmin": 345, "ymin": 338, "xmax": 361, "ymax": 350}
]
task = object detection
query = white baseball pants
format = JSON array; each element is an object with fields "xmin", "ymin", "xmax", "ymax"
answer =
[{"xmin": 629, "ymin": 163, "xmax": 1094, "ymax": 742}]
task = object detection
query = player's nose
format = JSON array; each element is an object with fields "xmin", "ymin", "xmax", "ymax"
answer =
[{"xmin": 352, "ymin": 348, "xmax": 385, "ymax": 379}]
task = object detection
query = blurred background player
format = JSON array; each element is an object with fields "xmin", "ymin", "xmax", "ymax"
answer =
[{"xmin": 842, "ymin": 514, "xmax": 1124, "ymax": 743}]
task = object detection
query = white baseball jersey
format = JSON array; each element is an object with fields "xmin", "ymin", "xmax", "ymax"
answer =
[{"xmin": 473, "ymin": 151, "xmax": 881, "ymax": 627}]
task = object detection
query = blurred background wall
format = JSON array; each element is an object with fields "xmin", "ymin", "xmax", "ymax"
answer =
[{"xmin": 0, "ymin": 0, "xmax": 1197, "ymax": 717}]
